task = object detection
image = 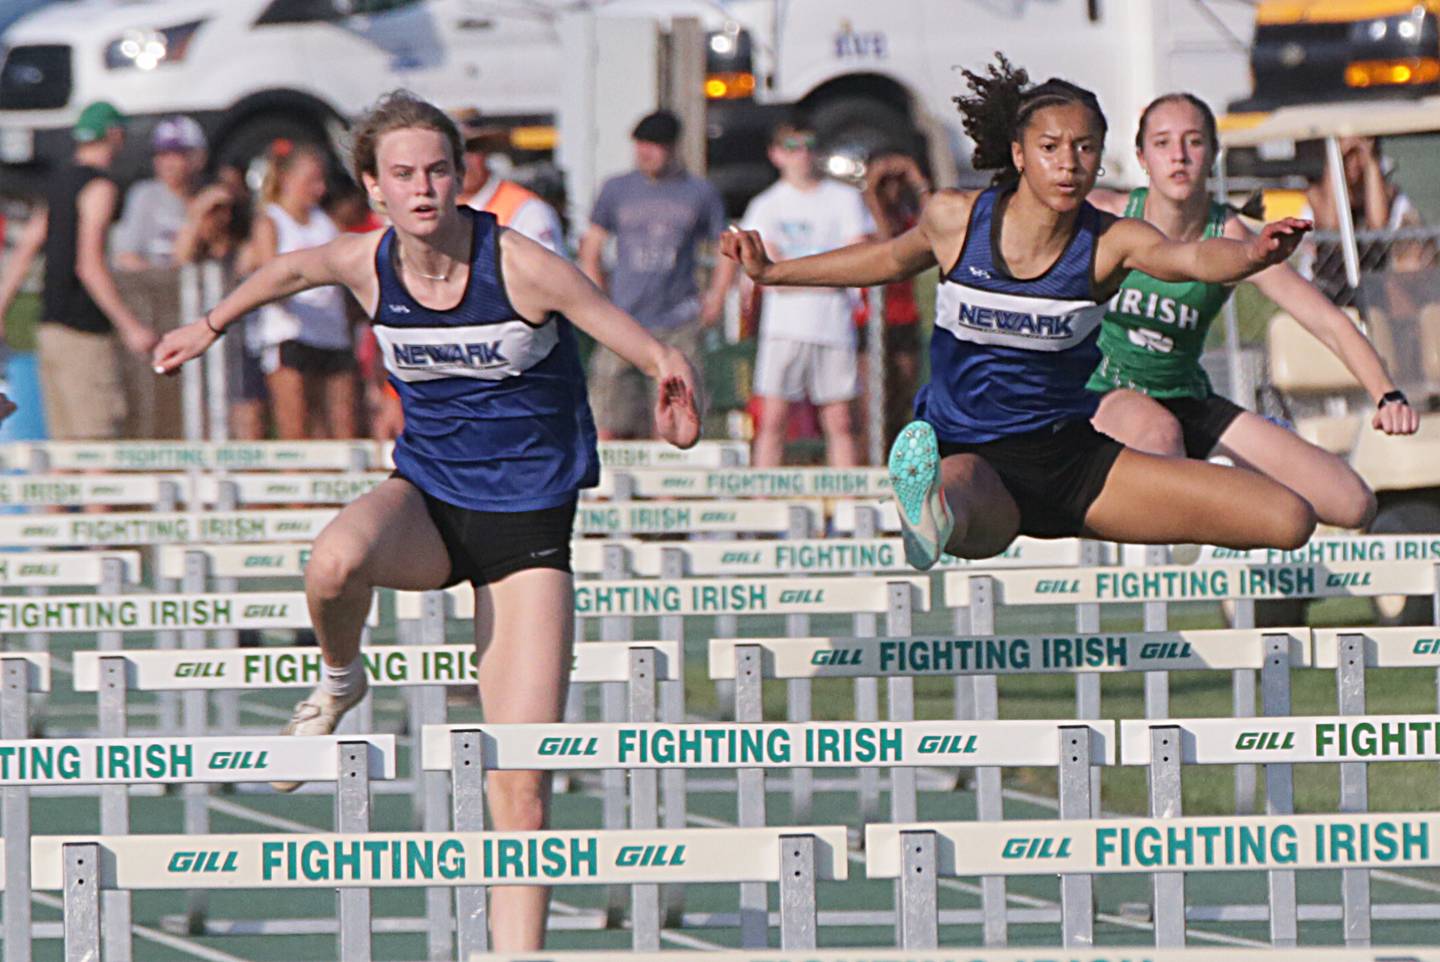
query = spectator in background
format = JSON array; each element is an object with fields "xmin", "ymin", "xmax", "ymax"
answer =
[
  {"xmin": 579, "ymin": 109, "xmax": 731, "ymax": 439},
  {"xmin": 862, "ymin": 151, "xmax": 931, "ymax": 448},
  {"xmin": 453, "ymin": 107, "xmax": 564, "ymax": 253},
  {"xmin": 112, "ymin": 115, "xmax": 208, "ymax": 270},
  {"xmin": 246, "ymin": 141, "xmax": 357, "ymax": 439},
  {"xmin": 740, "ymin": 119, "xmax": 871, "ymax": 467},
  {"xmin": 0, "ymin": 101, "xmax": 156, "ymax": 440}
]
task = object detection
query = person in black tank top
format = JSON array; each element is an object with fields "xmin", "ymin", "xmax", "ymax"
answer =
[
  {"xmin": 0, "ymin": 101, "xmax": 158, "ymax": 439},
  {"xmin": 153, "ymin": 91, "xmax": 702, "ymax": 951},
  {"xmin": 724, "ymin": 55, "xmax": 1321, "ymax": 566},
  {"xmin": 1086, "ymin": 93, "xmax": 1417, "ymax": 532}
]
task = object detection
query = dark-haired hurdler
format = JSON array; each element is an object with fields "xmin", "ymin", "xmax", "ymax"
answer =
[
  {"xmin": 152, "ymin": 90, "xmax": 701, "ymax": 950},
  {"xmin": 1086, "ymin": 92, "xmax": 1418, "ymax": 529},
  {"xmin": 722, "ymin": 56, "xmax": 1316, "ymax": 570}
]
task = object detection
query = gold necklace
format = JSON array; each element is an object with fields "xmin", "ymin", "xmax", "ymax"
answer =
[{"xmin": 400, "ymin": 249, "xmax": 454, "ymax": 282}]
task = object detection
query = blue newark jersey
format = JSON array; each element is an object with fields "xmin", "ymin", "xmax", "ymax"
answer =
[
  {"xmin": 920, "ymin": 186, "xmax": 1108, "ymax": 444},
  {"xmin": 373, "ymin": 209, "xmax": 598, "ymax": 511}
]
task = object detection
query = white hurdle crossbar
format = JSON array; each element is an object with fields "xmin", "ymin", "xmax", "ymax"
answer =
[{"xmin": 0, "ymin": 652, "xmax": 49, "ymax": 962}]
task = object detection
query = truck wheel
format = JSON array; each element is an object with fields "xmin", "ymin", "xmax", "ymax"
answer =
[
  {"xmin": 1369, "ymin": 497, "xmax": 1440, "ymax": 626},
  {"xmin": 808, "ymin": 97, "xmax": 918, "ymax": 180},
  {"xmin": 215, "ymin": 114, "xmax": 331, "ymax": 192}
]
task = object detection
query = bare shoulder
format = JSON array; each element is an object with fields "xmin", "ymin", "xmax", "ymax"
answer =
[
  {"xmin": 325, "ymin": 228, "xmax": 384, "ymax": 272},
  {"xmin": 1221, "ymin": 213, "xmax": 1255, "ymax": 241},
  {"xmin": 1086, "ymin": 188, "xmax": 1130, "ymax": 217},
  {"xmin": 920, "ymin": 188, "xmax": 978, "ymax": 235}
]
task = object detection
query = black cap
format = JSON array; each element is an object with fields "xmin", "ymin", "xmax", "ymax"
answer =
[{"xmin": 632, "ymin": 109, "xmax": 680, "ymax": 145}]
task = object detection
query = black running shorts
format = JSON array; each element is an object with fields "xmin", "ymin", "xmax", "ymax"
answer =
[
  {"xmin": 939, "ymin": 419, "xmax": 1125, "ymax": 538},
  {"xmin": 399, "ymin": 475, "xmax": 577, "ymax": 587},
  {"xmin": 1157, "ymin": 394, "xmax": 1246, "ymax": 459}
]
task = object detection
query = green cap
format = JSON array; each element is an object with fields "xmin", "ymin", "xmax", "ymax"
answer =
[{"xmin": 73, "ymin": 101, "xmax": 125, "ymax": 143}]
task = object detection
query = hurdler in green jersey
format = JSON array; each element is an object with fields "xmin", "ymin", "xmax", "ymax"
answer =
[
  {"xmin": 1088, "ymin": 188, "xmax": 1231, "ymax": 400},
  {"xmin": 1085, "ymin": 91, "xmax": 1417, "ymax": 531}
]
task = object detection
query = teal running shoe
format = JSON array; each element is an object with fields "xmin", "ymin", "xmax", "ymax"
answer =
[{"xmin": 888, "ymin": 420, "xmax": 953, "ymax": 571}]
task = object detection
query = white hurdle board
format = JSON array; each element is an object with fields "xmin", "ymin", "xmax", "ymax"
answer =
[
  {"xmin": 463, "ymin": 949, "xmax": 1440, "ymax": 961},
  {"xmin": 1314, "ymin": 627, "xmax": 1440, "ymax": 668},
  {"xmin": 0, "ymin": 653, "xmax": 51, "ymax": 692},
  {"xmin": 157, "ymin": 544, "xmax": 312, "ymax": 580},
  {"xmin": 944, "ymin": 561, "xmax": 1437, "ymax": 605},
  {"xmin": 397, "ymin": 576, "xmax": 930, "ymax": 620},
  {"xmin": 72, "ymin": 641, "xmax": 680, "ymax": 692},
  {"xmin": 1121, "ymin": 715, "xmax": 1440, "ymax": 764},
  {"xmin": 0, "ymin": 510, "xmax": 336, "ymax": 547},
  {"xmin": 574, "ymin": 500, "xmax": 822, "ymax": 535},
  {"xmin": 866, "ymin": 812, "xmax": 1440, "ymax": 877},
  {"xmin": 421, "ymin": 720, "xmax": 1116, "ymax": 771},
  {"xmin": 0, "ymin": 735, "xmax": 395, "ymax": 785},
  {"xmin": 0, "ymin": 475, "xmax": 163, "ymax": 507},
  {"xmin": 0, "ymin": 551, "xmax": 141, "ymax": 586},
  {"xmin": 193, "ymin": 474, "xmax": 387, "ymax": 505},
  {"xmin": 0, "ymin": 440, "xmax": 376, "ymax": 472},
  {"xmin": 31, "ymin": 825, "xmax": 849, "ymax": 889},
  {"xmin": 590, "ymin": 467, "xmax": 889, "ymax": 499},
  {"xmin": 709, "ymin": 629, "xmax": 1312, "ymax": 679},
  {"xmin": 596, "ymin": 440, "xmax": 749, "ymax": 468},
  {"xmin": 0, "ymin": 591, "xmax": 375, "ymax": 634},
  {"xmin": 1199, "ymin": 534, "xmax": 1440, "ymax": 565}
]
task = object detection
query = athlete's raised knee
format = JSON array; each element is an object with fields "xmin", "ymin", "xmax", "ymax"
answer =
[
  {"xmin": 1327, "ymin": 479, "xmax": 1377, "ymax": 530},
  {"xmin": 486, "ymin": 771, "xmax": 548, "ymax": 832},
  {"xmin": 1267, "ymin": 491, "xmax": 1317, "ymax": 550},
  {"xmin": 304, "ymin": 534, "xmax": 368, "ymax": 602},
  {"xmin": 1130, "ymin": 418, "xmax": 1185, "ymax": 457}
]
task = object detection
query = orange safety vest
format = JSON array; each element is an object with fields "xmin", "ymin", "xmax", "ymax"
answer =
[{"xmin": 479, "ymin": 179, "xmax": 543, "ymax": 227}]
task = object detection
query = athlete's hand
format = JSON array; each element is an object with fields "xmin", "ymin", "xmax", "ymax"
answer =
[
  {"xmin": 0, "ymin": 392, "xmax": 16, "ymax": 424},
  {"xmin": 151, "ymin": 319, "xmax": 219, "ymax": 376},
  {"xmin": 1247, "ymin": 218, "xmax": 1312, "ymax": 271},
  {"xmin": 1373, "ymin": 397, "xmax": 1421, "ymax": 436},
  {"xmin": 720, "ymin": 226, "xmax": 774, "ymax": 282},
  {"xmin": 653, "ymin": 350, "xmax": 701, "ymax": 450}
]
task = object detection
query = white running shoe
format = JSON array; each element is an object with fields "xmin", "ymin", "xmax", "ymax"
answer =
[
  {"xmin": 271, "ymin": 675, "xmax": 369, "ymax": 793},
  {"xmin": 888, "ymin": 420, "xmax": 954, "ymax": 571}
]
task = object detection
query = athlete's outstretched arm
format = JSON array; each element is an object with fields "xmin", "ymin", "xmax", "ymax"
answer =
[
  {"xmin": 1231, "ymin": 221, "xmax": 1419, "ymax": 435},
  {"xmin": 1102, "ymin": 215, "xmax": 1311, "ymax": 285},
  {"xmin": 151, "ymin": 234, "xmax": 373, "ymax": 374},
  {"xmin": 500, "ymin": 228, "xmax": 700, "ymax": 448}
]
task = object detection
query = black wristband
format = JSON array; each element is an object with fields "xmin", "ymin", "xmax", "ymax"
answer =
[
  {"xmin": 1378, "ymin": 389, "xmax": 1408, "ymax": 409},
  {"xmin": 204, "ymin": 313, "xmax": 224, "ymax": 337}
]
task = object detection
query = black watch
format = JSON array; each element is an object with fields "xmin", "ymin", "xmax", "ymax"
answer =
[{"xmin": 1378, "ymin": 389, "xmax": 1409, "ymax": 409}]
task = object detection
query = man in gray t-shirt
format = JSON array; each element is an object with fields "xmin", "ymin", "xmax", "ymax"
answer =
[
  {"xmin": 579, "ymin": 109, "xmax": 733, "ymax": 438},
  {"xmin": 112, "ymin": 116, "xmax": 207, "ymax": 269}
]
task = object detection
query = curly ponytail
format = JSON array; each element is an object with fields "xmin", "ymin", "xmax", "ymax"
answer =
[{"xmin": 955, "ymin": 53, "xmax": 1108, "ymax": 186}]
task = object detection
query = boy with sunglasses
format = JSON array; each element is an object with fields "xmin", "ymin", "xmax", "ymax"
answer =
[{"xmin": 739, "ymin": 120, "xmax": 872, "ymax": 466}]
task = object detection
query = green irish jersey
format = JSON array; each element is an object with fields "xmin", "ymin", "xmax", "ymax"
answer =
[{"xmin": 1087, "ymin": 188, "xmax": 1234, "ymax": 399}]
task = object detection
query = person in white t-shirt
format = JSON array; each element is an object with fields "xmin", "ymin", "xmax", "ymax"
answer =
[{"xmin": 740, "ymin": 120, "xmax": 872, "ymax": 466}]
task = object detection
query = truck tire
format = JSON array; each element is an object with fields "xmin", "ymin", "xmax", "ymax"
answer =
[
  {"xmin": 1368, "ymin": 497, "xmax": 1440, "ymax": 626},
  {"xmin": 808, "ymin": 96, "xmax": 918, "ymax": 180},
  {"xmin": 214, "ymin": 113, "xmax": 331, "ymax": 191}
]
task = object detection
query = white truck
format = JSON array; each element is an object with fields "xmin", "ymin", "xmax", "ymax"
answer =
[{"xmin": 0, "ymin": 0, "xmax": 1254, "ymax": 203}]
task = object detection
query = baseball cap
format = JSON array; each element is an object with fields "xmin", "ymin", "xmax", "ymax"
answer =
[
  {"xmin": 447, "ymin": 106, "xmax": 508, "ymax": 151},
  {"xmin": 73, "ymin": 101, "xmax": 125, "ymax": 143},
  {"xmin": 152, "ymin": 115, "xmax": 206, "ymax": 153},
  {"xmin": 632, "ymin": 109, "xmax": 680, "ymax": 146}
]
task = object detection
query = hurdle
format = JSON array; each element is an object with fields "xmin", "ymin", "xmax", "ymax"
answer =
[
  {"xmin": 0, "ymin": 439, "xmax": 380, "ymax": 472},
  {"xmin": 710, "ymin": 627, "xmax": 1312, "ymax": 946},
  {"xmin": 867, "ymin": 812, "xmax": 1440, "ymax": 948},
  {"xmin": 595, "ymin": 439, "xmax": 749, "ymax": 469},
  {"xmin": 575, "ymin": 499, "xmax": 823, "ymax": 536},
  {"xmin": 1123, "ymin": 711, "xmax": 1440, "ymax": 944},
  {"xmin": 590, "ymin": 466, "xmax": 889, "ymax": 500},
  {"xmin": 39, "ymin": 825, "xmax": 846, "ymax": 959},
  {"xmin": 421, "ymin": 719, "xmax": 1114, "ymax": 949},
  {"xmin": 464, "ymin": 949, "xmax": 1440, "ymax": 961},
  {"xmin": 0, "ymin": 651, "xmax": 49, "ymax": 962}
]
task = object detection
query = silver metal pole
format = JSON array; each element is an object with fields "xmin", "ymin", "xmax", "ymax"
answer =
[
  {"xmin": 1324, "ymin": 135, "xmax": 1364, "ymax": 293},
  {"xmin": 179, "ymin": 263, "xmax": 204, "ymax": 441},
  {"xmin": 201, "ymin": 260, "xmax": 229, "ymax": 442},
  {"xmin": 866, "ymin": 285, "xmax": 885, "ymax": 465},
  {"xmin": 1214, "ymin": 148, "xmax": 1247, "ymax": 406}
]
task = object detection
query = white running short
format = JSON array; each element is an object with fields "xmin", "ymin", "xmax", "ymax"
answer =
[{"xmin": 753, "ymin": 337, "xmax": 859, "ymax": 405}]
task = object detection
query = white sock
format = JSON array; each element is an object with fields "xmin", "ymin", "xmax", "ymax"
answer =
[{"xmin": 320, "ymin": 659, "xmax": 365, "ymax": 700}]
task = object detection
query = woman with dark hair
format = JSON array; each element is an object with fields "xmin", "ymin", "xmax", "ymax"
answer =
[
  {"xmin": 724, "ymin": 55, "xmax": 1315, "ymax": 569},
  {"xmin": 1085, "ymin": 92, "xmax": 1418, "ymax": 529},
  {"xmin": 153, "ymin": 89, "xmax": 700, "ymax": 949}
]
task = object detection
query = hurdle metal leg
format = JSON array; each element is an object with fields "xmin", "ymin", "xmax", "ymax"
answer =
[
  {"xmin": 337, "ymin": 743, "xmax": 373, "ymax": 962},
  {"xmin": 628, "ymin": 648, "xmax": 662, "ymax": 950},
  {"xmin": 886, "ymin": 583, "xmax": 917, "ymax": 823},
  {"xmin": 451, "ymin": 731, "xmax": 488, "ymax": 956},
  {"xmin": 1261, "ymin": 632, "xmax": 1297, "ymax": 946},
  {"xmin": 599, "ymin": 544, "xmax": 631, "ymax": 929},
  {"xmin": 213, "ymin": 482, "xmax": 242, "ymax": 734},
  {"xmin": 778, "ymin": 834, "xmax": 818, "ymax": 949},
  {"xmin": 967, "ymin": 574, "xmax": 1006, "ymax": 946},
  {"xmin": 785, "ymin": 506, "xmax": 814, "ymax": 824},
  {"xmin": 181, "ymin": 553, "xmax": 212, "ymax": 934},
  {"xmin": 1073, "ymin": 540, "xmax": 1104, "ymax": 817},
  {"xmin": 2, "ymin": 659, "xmax": 31, "ymax": 962},
  {"xmin": 1058, "ymin": 726, "xmax": 1094, "ymax": 946},
  {"xmin": 734, "ymin": 644, "xmax": 768, "ymax": 947},
  {"xmin": 851, "ymin": 506, "xmax": 882, "ymax": 824},
  {"xmin": 1230, "ymin": 598, "xmax": 1258, "ymax": 815},
  {"xmin": 98, "ymin": 656, "xmax": 133, "ymax": 962},
  {"xmin": 155, "ymin": 480, "xmax": 182, "ymax": 735},
  {"xmin": 62, "ymin": 842, "xmax": 101, "ymax": 962},
  {"xmin": 1336, "ymin": 631, "xmax": 1371, "ymax": 946},
  {"xmin": 1142, "ymin": 546, "xmax": 1170, "ymax": 719},
  {"xmin": 898, "ymin": 830, "xmax": 938, "ymax": 948},
  {"xmin": 1148, "ymin": 725, "xmax": 1185, "ymax": 946},
  {"xmin": 419, "ymin": 592, "xmax": 454, "ymax": 961},
  {"xmin": 657, "ymin": 548, "xmax": 687, "ymax": 928}
]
